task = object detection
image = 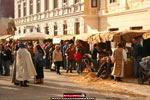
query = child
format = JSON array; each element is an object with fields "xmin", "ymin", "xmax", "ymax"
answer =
[{"xmin": 75, "ymin": 49, "xmax": 82, "ymax": 74}]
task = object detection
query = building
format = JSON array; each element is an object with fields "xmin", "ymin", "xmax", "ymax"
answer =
[
  {"xmin": 15, "ymin": 0, "xmax": 150, "ymax": 35},
  {"xmin": 99, "ymin": 0, "xmax": 150, "ymax": 31},
  {"xmin": 14, "ymin": 0, "xmax": 100, "ymax": 35}
]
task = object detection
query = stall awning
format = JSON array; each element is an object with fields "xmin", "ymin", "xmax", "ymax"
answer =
[
  {"xmin": 114, "ymin": 30, "xmax": 147, "ymax": 42},
  {"xmin": 87, "ymin": 32, "xmax": 117, "ymax": 44},
  {"xmin": 143, "ymin": 32, "xmax": 150, "ymax": 40},
  {"xmin": 0, "ymin": 35, "xmax": 12, "ymax": 40},
  {"xmin": 17, "ymin": 32, "xmax": 50, "ymax": 40},
  {"xmin": 75, "ymin": 33, "xmax": 97, "ymax": 42},
  {"xmin": 61, "ymin": 35, "xmax": 76, "ymax": 40}
]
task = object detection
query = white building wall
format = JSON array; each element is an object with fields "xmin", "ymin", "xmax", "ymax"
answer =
[
  {"xmin": 15, "ymin": 0, "xmax": 85, "ymax": 35},
  {"xmin": 99, "ymin": 0, "xmax": 150, "ymax": 32}
]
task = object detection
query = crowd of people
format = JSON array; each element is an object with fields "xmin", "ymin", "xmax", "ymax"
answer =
[{"xmin": 0, "ymin": 37, "xmax": 143, "ymax": 87}]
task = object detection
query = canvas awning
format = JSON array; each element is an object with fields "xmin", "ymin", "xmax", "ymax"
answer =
[
  {"xmin": 61, "ymin": 35, "xmax": 76, "ymax": 40},
  {"xmin": 13, "ymin": 34, "xmax": 25, "ymax": 40},
  {"xmin": 0, "ymin": 35, "xmax": 12, "ymax": 40},
  {"xmin": 87, "ymin": 33, "xmax": 101, "ymax": 44},
  {"xmin": 87, "ymin": 32, "xmax": 117, "ymax": 44},
  {"xmin": 75, "ymin": 33, "xmax": 97, "ymax": 42},
  {"xmin": 143, "ymin": 32, "xmax": 150, "ymax": 40},
  {"xmin": 113, "ymin": 30, "xmax": 147, "ymax": 42},
  {"xmin": 17, "ymin": 32, "xmax": 50, "ymax": 40}
]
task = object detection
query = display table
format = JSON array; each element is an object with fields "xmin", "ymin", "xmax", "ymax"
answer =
[{"xmin": 124, "ymin": 60, "xmax": 134, "ymax": 77}]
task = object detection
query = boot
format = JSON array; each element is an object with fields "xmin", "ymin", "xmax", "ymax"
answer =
[
  {"xmin": 40, "ymin": 78, "xmax": 44, "ymax": 84},
  {"xmin": 24, "ymin": 80, "xmax": 29, "ymax": 87},
  {"xmin": 20, "ymin": 81, "xmax": 24, "ymax": 87},
  {"xmin": 35, "ymin": 79, "xmax": 40, "ymax": 84}
]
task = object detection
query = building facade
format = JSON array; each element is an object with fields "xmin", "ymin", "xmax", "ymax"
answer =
[
  {"xmin": 14, "ymin": 0, "xmax": 100, "ymax": 35},
  {"xmin": 99, "ymin": 0, "xmax": 150, "ymax": 31},
  {"xmin": 15, "ymin": 0, "xmax": 150, "ymax": 35}
]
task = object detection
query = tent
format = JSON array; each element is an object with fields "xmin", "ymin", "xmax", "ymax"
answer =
[
  {"xmin": 113, "ymin": 30, "xmax": 147, "ymax": 42},
  {"xmin": 75, "ymin": 33, "xmax": 97, "ymax": 42},
  {"xmin": 17, "ymin": 32, "xmax": 50, "ymax": 40},
  {"xmin": 0, "ymin": 35, "xmax": 12, "ymax": 40}
]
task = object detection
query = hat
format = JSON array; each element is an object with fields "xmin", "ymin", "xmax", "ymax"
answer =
[{"xmin": 19, "ymin": 43, "xmax": 26, "ymax": 48}]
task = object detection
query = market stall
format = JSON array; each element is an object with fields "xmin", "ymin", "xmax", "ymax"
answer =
[
  {"xmin": 113, "ymin": 30, "xmax": 147, "ymax": 77},
  {"xmin": 75, "ymin": 33, "xmax": 97, "ymax": 53}
]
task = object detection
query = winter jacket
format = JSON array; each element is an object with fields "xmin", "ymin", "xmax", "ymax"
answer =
[{"xmin": 75, "ymin": 52, "xmax": 82, "ymax": 62}]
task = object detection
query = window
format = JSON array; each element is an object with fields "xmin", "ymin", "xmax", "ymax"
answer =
[
  {"xmin": 109, "ymin": 28, "xmax": 119, "ymax": 31},
  {"xmin": 24, "ymin": 28, "xmax": 26, "ymax": 33},
  {"xmin": 45, "ymin": 0, "xmax": 49, "ymax": 11},
  {"xmin": 18, "ymin": 29, "xmax": 21, "ymax": 34},
  {"xmin": 18, "ymin": 4, "xmax": 21, "ymax": 17},
  {"xmin": 110, "ymin": 0, "xmax": 117, "ymax": 4},
  {"xmin": 130, "ymin": 26, "xmax": 143, "ymax": 30},
  {"xmin": 91, "ymin": 0, "xmax": 97, "ymax": 7},
  {"xmin": 54, "ymin": 25, "xmax": 57, "ymax": 36},
  {"xmin": 37, "ymin": 25, "xmax": 41, "ymax": 32},
  {"xmin": 37, "ymin": 0, "xmax": 41, "ymax": 13},
  {"xmin": 63, "ymin": 0, "xmax": 67, "ymax": 3},
  {"xmin": 30, "ymin": 0, "xmax": 33, "ymax": 14},
  {"xmin": 30, "ymin": 29, "xmax": 33, "ymax": 32},
  {"xmin": 54, "ymin": 0, "xmax": 58, "ymax": 9},
  {"xmin": 45, "ymin": 24, "xmax": 49, "ymax": 34},
  {"xmin": 23, "ymin": 2, "xmax": 26, "ymax": 16},
  {"xmin": 75, "ymin": 0, "xmax": 79, "ymax": 4},
  {"xmin": 75, "ymin": 22, "xmax": 80, "ymax": 35},
  {"xmin": 63, "ymin": 24, "xmax": 67, "ymax": 35}
]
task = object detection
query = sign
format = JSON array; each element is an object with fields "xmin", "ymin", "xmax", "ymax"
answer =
[
  {"xmin": 53, "ymin": 38, "xmax": 61, "ymax": 44},
  {"xmin": 26, "ymin": 26, "xmax": 34, "ymax": 29},
  {"xmin": 126, "ymin": 43, "xmax": 132, "ymax": 47}
]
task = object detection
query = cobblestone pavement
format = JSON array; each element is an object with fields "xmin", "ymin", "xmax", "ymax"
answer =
[{"xmin": 0, "ymin": 69, "xmax": 148, "ymax": 100}]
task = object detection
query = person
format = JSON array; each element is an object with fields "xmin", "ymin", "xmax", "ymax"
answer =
[
  {"xmin": 91, "ymin": 44, "xmax": 103, "ymax": 72},
  {"xmin": 53, "ymin": 45, "xmax": 63, "ymax": 75},
  {"xmin": 132, "ymin": 37, "xmax": 143, "ymax": 78},
  {"xmin": 45, "ymin": 42, "xmax": 51, "ymax": 69},
  {"xmin": 2, "ymin": 45, "xmax": 12, "ymax": 76},
  {"xmin": 111, "ymin": 43, "xmax": 127, "ymax": 82},
  {"xmin": 16, "ymin": 43, "xmax": 37, "ymax": 87},
  {"xmin": 11, "ymin": 45, "xmax": 20, "ymax": 85},
  {"xmin": 35, "ymin": 45, "xmax": 44, "ymax": 84},
  {"xmin": 62, "ymin": 41, "xmax": 68, "ymax": 70},
  {"xmin": 75, "ymin": 49, "xmax": 82, "ymax": 74},
  {"xmin": 65, "ymin": 44, "xmax": 75, "ymax": 73},
  {"xmin": 0, "ymin": 44, "xmax": 3, "ymax": 75},
  {"xmin": 76, "ymin": 42, "xmax": 85, "ymax": 73},
  {"xmin": 97, "ymin": 57, "xmax": 113, "ymax": 79},
  {"xmin": 84, "ymin": 54, "xmax": 94, "ymax": 72},
  {"xmin": 49, "ymin": 45, "xmax": 55, "ymax": 71}
]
